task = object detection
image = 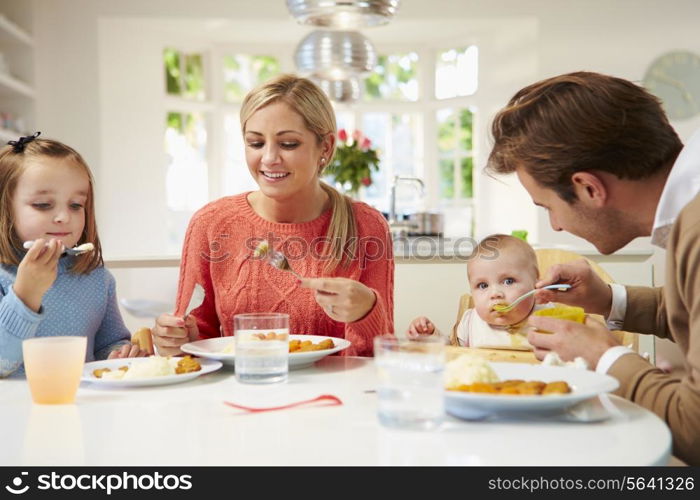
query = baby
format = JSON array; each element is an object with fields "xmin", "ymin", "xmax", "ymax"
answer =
[{"xmin": 408, "ymin": 234, "xmax": 546, "ymax": 349}]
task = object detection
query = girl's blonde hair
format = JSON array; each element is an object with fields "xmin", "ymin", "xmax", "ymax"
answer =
[
  {"xmin": 0, "ymin": 137, "xmax": 103, "ymax": 274},
  {"xmin": 240, "ymin": 74, "xmax": 358, "ymax": 272}
]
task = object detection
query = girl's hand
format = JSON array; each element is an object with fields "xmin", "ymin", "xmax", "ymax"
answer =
[
  {"xmin": 152, "ymin": 314, "xmax": 199, "ymax": 356},
  {"xmin": 407, "ymin": 316, "xmax": 435, "ymax": 339},
  {"xmin": 108, "ymin": 343, "xmax": 150, "ymax": 359},
  {"xmin": 300, "ymin": 277, "xmax": 377, "ymax": 323},
  {"xmin": 13, "ymin": 238, "xmax": 63, "ymax": 312}
]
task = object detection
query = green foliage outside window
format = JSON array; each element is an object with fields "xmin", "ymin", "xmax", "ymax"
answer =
[
  {"xmin": 364, "ymin": 53, "xmax": 419, "ymax": 101},
  {"xmin": 437, "ymin": 108, "xmax": 474, "ymax": 199},
  {"xmin": 163, "ymin": 48, "xmax": 205, "ymax": 101},
  {"xmin": 224, "ymin": 55, "xmax": 281, "ymax": 102}
]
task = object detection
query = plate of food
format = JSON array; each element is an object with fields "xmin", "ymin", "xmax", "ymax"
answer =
[
  {"xmin": 181, "ymin": 335, "xmax": 351, "ymax": 369},
  {"xmin": 444, "ymin": 355, "xmax": 619, "ymax": 420},
  {"xmin": 81, "ymin": 355, "xmax": 222, "ymax": 387}
]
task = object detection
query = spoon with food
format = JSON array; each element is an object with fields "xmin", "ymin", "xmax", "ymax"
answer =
[
  {"xmin": 253, "ymin": 240, "xmax": 302, "ymax": 280},
  {"xmin": 492, "ymin": 283, "xmax": 572, "ymax": 314},
  {"xmin": 23, "ymin": 240, "xmax": 95, "ymax": 256}
]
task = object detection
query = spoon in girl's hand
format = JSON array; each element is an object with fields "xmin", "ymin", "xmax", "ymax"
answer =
[
  {"xmin": 23, "ymin": 240, "xmax": 95, "ymax": 256},
  {"xmin": 492, "ymin": 284, "xmax": 572, "ymax": 313}
]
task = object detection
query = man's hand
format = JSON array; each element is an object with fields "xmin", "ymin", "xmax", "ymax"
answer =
[
  {"xmin": 534, "ymin": 259, "xmax": 613, "ymax": 316},
  {"xmin": 527, "ymin": 315, "xmax": 621, "ymax": 368}
]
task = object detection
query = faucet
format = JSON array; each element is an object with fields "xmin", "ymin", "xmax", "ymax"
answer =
[{"xmin": 388, "ymin": 176, "xmax": 425, "ymax": 237}]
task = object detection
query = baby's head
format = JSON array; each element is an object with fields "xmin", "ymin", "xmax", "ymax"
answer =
[
  {"xmin": 0, "ymin": 134, "xmax": 102, "ymax": 273},
  {"xmin": 467, "ymin": 234, "xmax": 539, "ymax": 326}
]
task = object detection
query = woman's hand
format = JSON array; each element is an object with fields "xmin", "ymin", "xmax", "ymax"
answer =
[
  {"xmin": 13, "ymin": 238, "xmax": 63, "ymax": 312},
  {"xmin": 108, "ymin": 343, "xmax": 150, "ymax": 359},
  {"xmin": 300, "ymin": 277, "xmax": 377, "ymax": 323},
  {"xmin": 151, "ymin": 313, "xmax": 199, "ymax": 356},
  {"xmin": 406, "ymin": 316, "xmax": 435, "ymax": 338},
  {"xmin": 534, "ymin": 258, "xmax": 613, "ymax": 316}
]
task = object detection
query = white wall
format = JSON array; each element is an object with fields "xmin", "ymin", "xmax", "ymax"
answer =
[{"xmin": 26, "ymin": 0, "xmax": 700, "ymax": 257}]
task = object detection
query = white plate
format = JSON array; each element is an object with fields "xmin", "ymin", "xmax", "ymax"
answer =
[
  {"xmin": 81, "ymin": 357, "xmax": 222, "ymax": 387},
  {"xmin": 444, "ymin": 362, "xmax": 619, "ymax": 420},
  {"xmin": 181, "ymin": 335, "xmax": 351, "ymax": 369}
]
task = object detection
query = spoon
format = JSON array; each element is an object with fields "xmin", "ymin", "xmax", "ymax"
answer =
[
  {"xmin": 23, "ymin": 240, "xmax": 95, "ymax": 256},
  {"xmin": 492, "ymin": 284, "xmax": 572, "ymax": 313},
  {"xmin": 253, "ymin": 240, "xmax": 303, "ymax": 280}
]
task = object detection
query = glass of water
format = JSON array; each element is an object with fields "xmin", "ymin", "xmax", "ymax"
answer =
[
  {"xmin": 374, "ymin": 334, "xmax": 446, "ymax": 430},
  {"xmin": 234, "ymin": 313, "xmax": 289, "ymax": 384}
]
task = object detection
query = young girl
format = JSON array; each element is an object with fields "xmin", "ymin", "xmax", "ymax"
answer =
[{"xmin": 0, "ymin": 132, "xmax": 148, "ymax": 377}]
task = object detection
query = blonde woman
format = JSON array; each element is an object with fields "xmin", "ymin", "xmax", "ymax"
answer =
[{"xmin": 153, "ymin": 75, "xmax": 394, "ymax": 357}]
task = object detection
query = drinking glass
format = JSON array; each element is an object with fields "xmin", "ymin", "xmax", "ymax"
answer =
[
  {"xmin": 234, "ymin": 313, "xmax": 289, "ymax": 384},
  {"xmin": 374, "ymin": 334, "xmax": 446, "ymax": 430},
  {"xmin": 22, "ymin": 336, "xmax": 87, "ymax": 404}
]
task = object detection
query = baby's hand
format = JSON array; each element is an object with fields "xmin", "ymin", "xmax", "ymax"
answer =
[
  {"xmin": 13, "ymin": 238, "xmax": 63, "ymax": 312},
  {"xmin": 108, "ymin": 343, "xmax": 150, "ymax": 359},
  {"xmin": 407, "ymin": 316, "xmax": 435, "ymax": 339}
]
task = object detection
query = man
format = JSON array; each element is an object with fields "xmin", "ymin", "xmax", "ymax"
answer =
[{"xmin": 487, "ymin": 71, "xmax": 699, "ymax": 465}]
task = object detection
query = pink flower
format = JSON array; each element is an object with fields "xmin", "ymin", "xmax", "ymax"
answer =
[
  {"xmin": 361, "ymin": 177, "xmax": 372, "ymax": 186},
  {"xmin": 338, "ymin": 129, "xmax": 348, "ymax": 142},
  {"xmin": 361, "ymin": 137, "xmax": 372, "ymax": 150},
  {"xmin": 352, "ymin": 129, "xmax": 363, "ymax": 142}
]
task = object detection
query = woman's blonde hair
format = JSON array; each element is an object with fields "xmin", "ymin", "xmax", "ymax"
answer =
[
  {"xmin": 240, "ymin": 74, "xmax": 358, "ymax": 272},
  {"xmin": 0, "ymin": 137, "xmax": 103, "ymax": 274}
]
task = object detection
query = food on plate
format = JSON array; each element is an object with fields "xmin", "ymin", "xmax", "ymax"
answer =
[
  {"xmin": 449, "ymin": 379, "xmax": 571, "ymax": 396},
  {"xmin": 252, "ymin": 331, "xmax": 287, "ymax": 341},
  {"xmin": 445, "ymin": 354, "xmax": 571, "ymax": 395},
  {"xmin": 131, "ymin": 327, "xmax": 154, "ymax": 354},
  {"xmin": 175, "ymin": 355, "xmax": 202, "ymax": 374},
  {"xmin": 93, "ymin": 366, "xmax": 127, "ymax": 378},
  {"xmin": 221, "ymin": 337, "xmax": 336, "ymax": 354},
  {"xmin": 289, "ymin": 338, "xmax": 335, "ymax": 352},
  {"xmin": 92, "ymin": 355, "xmax": 201, "ymax": 380},
  {"xmin": 444, "ymin": 354, "xmax": 500, "ymax": 389}
]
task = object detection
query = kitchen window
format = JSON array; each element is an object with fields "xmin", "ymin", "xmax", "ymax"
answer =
[{"xmin": 161, "ymin": 44, "xmax": 478, "ymax": 249}]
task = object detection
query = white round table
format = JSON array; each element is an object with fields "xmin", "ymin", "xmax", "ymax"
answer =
[{"xmin": 0, "ymin": 356, "xmax": 671, "ymax": 466}]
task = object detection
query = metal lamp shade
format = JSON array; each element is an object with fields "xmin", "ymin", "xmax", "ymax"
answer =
[
  {"xmin": 315, "ymin": 77, "xmax": 362, "ymax": 103},
  {"xmin": 295, "ymin": 30, "xmax": 377, "ymax": 79},
  {"xmin": 286, "ymin": 0, "xmax": 401, "ymax": 29}
]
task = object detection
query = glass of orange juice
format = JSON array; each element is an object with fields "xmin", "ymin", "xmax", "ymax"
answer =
[
  {"xmin": 22, "ymin": 336, "xmax": 87, "ymax": 404},
  {"xmin": 532, "ymin": 305, "xmax": 586, "ymax": 333}
]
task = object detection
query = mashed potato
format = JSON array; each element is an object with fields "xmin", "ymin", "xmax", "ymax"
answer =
[
  {"xmin": 100, "ymin": 356, "xmax": 179, "ymax": 380},
  {"xmin": 444, "ymin": 354, "xmax": 500, "ymax": 389}
]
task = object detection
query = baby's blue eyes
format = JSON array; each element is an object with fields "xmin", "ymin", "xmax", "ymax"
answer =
[{"xmin": 476, "ymin": 278, "xmax": 515, "ymax": 289}]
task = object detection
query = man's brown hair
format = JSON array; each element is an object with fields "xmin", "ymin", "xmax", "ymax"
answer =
[{"xmin": 487, "ymin": 71, "xmax": 683, "ymax": 202}]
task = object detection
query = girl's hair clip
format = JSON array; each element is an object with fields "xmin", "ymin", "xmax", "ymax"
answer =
[{"xmin": 7, "ymin": 131, "xmax": 41, "ymax": 153}]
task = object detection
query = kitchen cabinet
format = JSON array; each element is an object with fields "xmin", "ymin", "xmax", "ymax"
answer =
[{"xmin": 0, "ymin": 12, "xmax": 34, "ymax": 141}]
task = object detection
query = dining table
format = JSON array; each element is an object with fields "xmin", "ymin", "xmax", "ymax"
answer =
[{"xmin": 0, "ymin": 355, "xmax": 672, "ymax": 466}]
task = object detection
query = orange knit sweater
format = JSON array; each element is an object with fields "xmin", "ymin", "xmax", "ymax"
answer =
[{"xmin": 174, "ymin": 192, "xmax": 394, "ymax": 357}]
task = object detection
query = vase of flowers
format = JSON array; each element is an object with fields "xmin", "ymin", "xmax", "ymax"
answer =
[{"xmin": 325, "ymin": 129, "xmax": 380, "ymax": 197}]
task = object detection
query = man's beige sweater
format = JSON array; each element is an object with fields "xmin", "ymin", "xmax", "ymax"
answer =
[{"xmin": 611, "ymin": 191, "xmax": 700, "ymax": 465}]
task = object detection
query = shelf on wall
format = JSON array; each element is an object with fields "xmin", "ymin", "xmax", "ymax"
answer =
[
  {"xmin": 0, "ymin": 72, "xmax": 34, "ymax": 98},
  {"xmin": 0, "ymin": 126, "xmax": 19, "ymax": 143},
  {"xmin": 0, "ymin": 14, "xmax": 33, "ymax": 46}
]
